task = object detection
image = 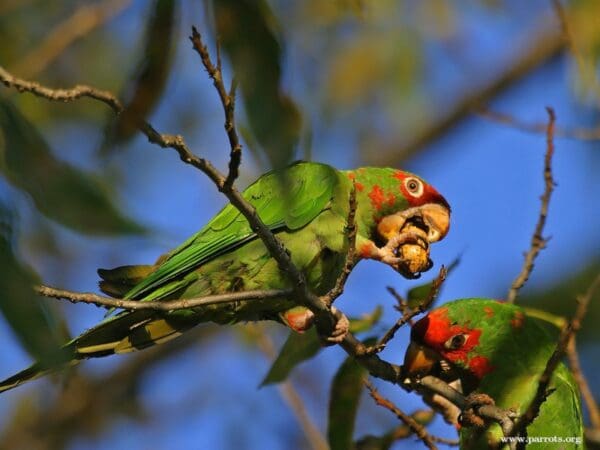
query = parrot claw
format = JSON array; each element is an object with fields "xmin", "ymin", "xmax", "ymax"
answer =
[{"xmin": 320, "ymin": 307, "xmax": 350, "ymax": 346}]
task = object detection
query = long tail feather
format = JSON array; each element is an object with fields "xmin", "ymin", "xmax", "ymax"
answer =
[{"xmin": 0, "ymin": 309, "xmax": 203, "ymax": 394}]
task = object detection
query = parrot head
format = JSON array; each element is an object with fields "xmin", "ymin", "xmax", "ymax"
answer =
[
  {"xmin": 350, "ymin": 168, "xmax": 451, "ymax": 278},
  {"xmin": 401, "ymin": 299, "xmax": 525, "ymax": 389}
]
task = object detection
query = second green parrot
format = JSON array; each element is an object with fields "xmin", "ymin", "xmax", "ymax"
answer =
[
  {"xmin": 404, "ymin": 299, "xmax": 584, "ymax": 449},
  {"xmin": 0, "ymin": 161, "xmax": 450, "ymax": 393}
]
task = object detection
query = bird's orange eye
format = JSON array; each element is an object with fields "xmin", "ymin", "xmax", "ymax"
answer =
[
  {"xmin": 404, "ymin": 177, "xmax": 424, "ymax": 197},
  {"xmin": 444, "ymin": 334, "xmax": 468, "ymax": 350}
]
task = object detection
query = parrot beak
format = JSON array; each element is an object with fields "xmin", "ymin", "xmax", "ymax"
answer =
[
  {"xmin": 403, "ymin": 341, "xmax": 441, "ymax": 377},
  {"xmin": 420, "ymin": 203, "xmax": 450, "ymax": 243}
]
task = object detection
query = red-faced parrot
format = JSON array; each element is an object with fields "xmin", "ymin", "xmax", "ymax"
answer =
[
  {"xmin": 1, "ymin": 161, "xmax": 450, "ymax": 393},
  {"xmin": 404, "ymin": 299, "xmax": 584, "ymax": 449}
]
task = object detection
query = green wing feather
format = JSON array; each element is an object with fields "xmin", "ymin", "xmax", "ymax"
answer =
[{"xmin": 119, "ymin": 161, "xmax": 339, "ymax": 300}]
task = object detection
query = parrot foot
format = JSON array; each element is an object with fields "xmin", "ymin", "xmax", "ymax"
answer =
[
  {"xmin": 459, "ymin": 392, "xmax": 496, "ymax": 428},
  {"xmin": 319, "ymin": 307, "xmax": 350, "ymax": 346}
]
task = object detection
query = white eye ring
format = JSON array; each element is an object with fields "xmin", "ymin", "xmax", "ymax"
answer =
[
  {"xmin": 404, "ymin": 177, "xmax": 424, "ymax": 197},
  {"xmin": 444, "ymin": 334, "xmax": 468, "ymax": 350}
]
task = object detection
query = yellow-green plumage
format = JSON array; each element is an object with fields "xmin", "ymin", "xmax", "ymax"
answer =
[{"xmin": 1, "ymin": 161, "xmax": 450, "ymax": 393}]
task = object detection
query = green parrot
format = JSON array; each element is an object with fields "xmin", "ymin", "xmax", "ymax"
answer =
[
  {"xmin": 403, "ymin": 298, "xmax": 584, "ymax": 449},
  {"xmin": 0, "ymin": 161, "xmax": 450, "ymax": 393}
]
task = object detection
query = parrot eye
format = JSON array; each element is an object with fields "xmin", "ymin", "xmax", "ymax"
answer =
[
  {"xmin": 444, "ymin": 334, "xmax": 468, "ymax": 350},
  {"xmin": 404, "ymin": 177, "xmax": 424, "ymax": 197}
]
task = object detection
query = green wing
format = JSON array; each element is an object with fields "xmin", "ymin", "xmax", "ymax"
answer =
[{"xmin": 124, "ymin": 161, "xmax": 340, "ymax": 299}]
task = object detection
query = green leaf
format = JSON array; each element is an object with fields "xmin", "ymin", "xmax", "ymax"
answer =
[
  {"xmin": 212, "ymin": 0, "xmax": 302, "ymax": 169},
  {"xmin": 327, "ymin": 349, "xmax": 371, "ymax": 450},
  {"xmin": 261, "ymin": 307, "xmax": 383, "ymax": 386},
  {"xmin": 0, "ymin": 203, "xmax": 66, "ymax": 364},
  {"xmin": 103, "ymin": 0, "xmax": 178, "ymax": 150},
  {"xmin": 349, "ymin": 305, "xmax": 383, "ymax": 333},
  {"xmin": 0, "ymin": 98, "xmax": 143, "ymax": 235},
  {"xmin": 406, "ymin": 256, "xmax": 460, "ymax": 309},
  {"xmin": 260, "ymin": 327, "xmax": 320, "ymax": 386}
]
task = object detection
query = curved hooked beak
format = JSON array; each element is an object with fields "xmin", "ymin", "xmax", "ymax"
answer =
[
  {"xmin": 403, "ymin": 341, "xmax": 441, "ymax": 377},
  {"xmin": 421, "ymin": 203, "xmax": 450, "ymax": 243}
]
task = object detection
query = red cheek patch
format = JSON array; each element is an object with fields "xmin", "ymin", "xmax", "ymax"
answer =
[
  {"xmin": 468, "ymin": 355, "xmax": 494, "ymax": 378},
  {"xmin": 368, "ymin": 185, "xmax": 385, "ymax": 210}
]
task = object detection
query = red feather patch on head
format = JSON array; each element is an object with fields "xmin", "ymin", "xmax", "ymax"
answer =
[
  {"xmin": 392, "ymin": 171, "xmax": 450, "ymax": 209},
  {"xmin": 411, "ymin": 307, "xmax": 493, "ymax": 379},
  {"xmin": 368, "ymin": 185, "xmax": 385, "ymax": 210}
]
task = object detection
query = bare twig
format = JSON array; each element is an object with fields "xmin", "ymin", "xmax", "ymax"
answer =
[
  {"xmin": 189, "ymin": 27, "xmax": 242, "ymax": 188},
  {"xmin": 321, "ymin": 183, "xmax": 357, "ymax": 306},
  {"xmin": 511, "ymin": 273, "xmax": 600, "ymax": 437},
  {"xmin": 37, "ymin": 284, "xmax": 290, "ymax": 311},
  {"xmin": 11, "ymin": 0, "xmax": 133, "ymax": 78},
  {"xmin": 507, "ymin": 107, "xmax": 556, "ymax": 303},
  {"xmin": 370, "ymin": 266, "xmax": 448, "ymax": 353},
  {"xmin": 567, "ymin": 336, "xmax": 600, "ymax": 429},
  {"xmin": 364, "ymin": 379, "xmax": 438, "ymax": 450}
]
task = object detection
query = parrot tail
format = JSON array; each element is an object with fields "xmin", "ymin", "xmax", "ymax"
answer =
[{"xmin": 0, "ymin": 309, "xmax": 202, "ymax": 394}]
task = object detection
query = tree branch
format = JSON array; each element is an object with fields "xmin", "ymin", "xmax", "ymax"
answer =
[
  {"xmin": 507, "ymin": 107, "xmax": 556, "ymax": 303},
  {"xmin": 36, "ymin": 284, "xmax": 291, "ymax": 311}
]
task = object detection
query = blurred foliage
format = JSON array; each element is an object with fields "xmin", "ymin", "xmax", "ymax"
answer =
[
  {"xmin": 0, "ymin": 201, "xmax": 66, "ymax": 364},
  {"xmin": 103, "ymin": 0, "xmax": 178, "ymax": 150},
  {"xmin": 327, "ymin": 353, "xmax": 369, "ymax": 450},
  {"xmin": 0, "ymin": 98, "xmax": 142, "ymax": 235}
]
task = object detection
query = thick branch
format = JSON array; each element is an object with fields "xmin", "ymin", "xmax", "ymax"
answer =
[{"xmin": 507, "ymin": 107, "xmax": 556, "ymax": 303}]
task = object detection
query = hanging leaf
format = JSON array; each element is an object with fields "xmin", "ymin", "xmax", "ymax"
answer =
[
  {"xmin": 328, "ymin": 336, "xmax": 378, "ymax": 450},
  {"xmin": 103, "ymin": 0, "xmax": 178, "ymax": 151},
  {"xmin": 261, "ymin": 307, "xmax": 383, "ymax": 386},
  {"xmin": 260, "ymin": 327, "xmax": 320, "ymax": 386},
  {"xmin": 212, "ymin": 0, "xmax": 302, "ymax": 169},
  {"xmin": 0, "ymin": 203, "xmax": 66, "ymax": 364},
  {"xmin": 0, "ymin": 98, "xmax": 143, "ymax": 235},
  {"xmin": 327, "ymin": 355, "xmax": 368, "ymax": 450}
]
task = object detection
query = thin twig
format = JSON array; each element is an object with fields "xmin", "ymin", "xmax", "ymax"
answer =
[
  {"xmin": 511, "ymin": 273, "xmax": 600, "ymax": 437},
  {"xmin": 370, "ymin": 266, "xmax": 448, "ymax": 353},
  {"xmin": 10, "ymin": 0, "xmax": 132, "ymax": 78},
  {"xmin": 567, "ymin": 336, "xmax": 600, "ymax": 429},
  {"xmin": 507, "ymin": 107, "xmax": 556, "ymax": 303},
  {"xmin": 321, "ymin": 183, "xmax": 357, "ymax": 306},
  {"xmin": 36, "ymin": 284, "xmax": 291, "ymax": 311},
  {"xmin": 364, "ymin": 379, "xmax": 438, "ymax": 450},
  {"xmin": 189, "ymin": 27, "xmax": 242, "ymax": 188}
]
